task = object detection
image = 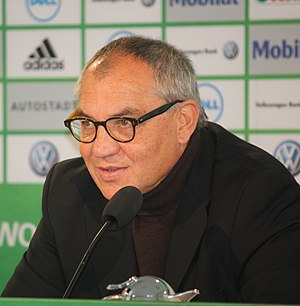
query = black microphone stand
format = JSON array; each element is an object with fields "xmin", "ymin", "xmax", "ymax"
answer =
[{"xmin": 62, "ymin": 220, "xmax": 112, "ymax": 299}]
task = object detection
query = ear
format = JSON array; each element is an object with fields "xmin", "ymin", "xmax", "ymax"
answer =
[{"xmin": 177, "ymin": 100, "xmax": 199, "ymax": 145}]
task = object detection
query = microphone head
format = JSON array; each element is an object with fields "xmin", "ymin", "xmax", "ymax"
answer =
[{"xmin": 102, "ymin": 186, "xmax": 143, "ymax": 230}]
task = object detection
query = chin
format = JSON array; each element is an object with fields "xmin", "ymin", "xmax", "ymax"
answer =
[{"xmin": 99, "ymin": 183, "xmax": 133, "ymax": 200}]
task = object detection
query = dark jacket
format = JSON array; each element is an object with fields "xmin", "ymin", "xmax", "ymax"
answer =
[{"xmin": 2, "ymin": 122, "xmax": 300, "ymax": 303}]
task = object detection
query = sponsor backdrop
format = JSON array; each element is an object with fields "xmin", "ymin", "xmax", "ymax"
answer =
[{"xmin": 0, "ymin": 0, "xmax": 300, "ymax": 292}]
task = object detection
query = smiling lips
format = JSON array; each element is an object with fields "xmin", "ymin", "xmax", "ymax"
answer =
[
  {"xmin": 98, "ymin": 166, "xmax": 126, "ymax": 181},
  {"xmin": 106, "ymin": 168, "xmax": 118, "ymax": 172}
]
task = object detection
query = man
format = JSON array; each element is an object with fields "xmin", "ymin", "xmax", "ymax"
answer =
[{"xmin": 2, "ymin": 36, "xmax": 300, "ymax": 303}]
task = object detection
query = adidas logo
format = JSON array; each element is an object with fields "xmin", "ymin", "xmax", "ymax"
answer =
[
  {"xmin": 29, "ymin": 38, "xmax": 57, "ymax": 59},
  {"xmin": 24, "ymin": 38, "xmax": 64, "ymax": 71}
]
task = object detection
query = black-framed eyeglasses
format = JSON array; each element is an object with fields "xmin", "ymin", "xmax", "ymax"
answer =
[{"xmin": 64, "ymin": 100, "xmax": 184, "ymax": 143}]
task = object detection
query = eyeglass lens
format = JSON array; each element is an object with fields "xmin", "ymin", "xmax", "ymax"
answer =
[{"xmin": 70, "ymin": 118, "xmax": 135, "ymax": 143}]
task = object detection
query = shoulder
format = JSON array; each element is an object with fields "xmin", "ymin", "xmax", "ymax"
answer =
[
  {"xmin": 203, "ymin": 122, "xmax": 300, "ymax": 221},
  {"xmin": 204, "ymin": 123, "xmax": 300, "ymax": 225},
  {"xmin": 50, "ymin": 157, "xmax": 86, "ymax": 176},
  {"xmin": 206, "ymin": 122, "xmax": 292, "ymax": 177},
  {"xmin": 43, "ymin": 157, "xmax": 101, "ymax": 209},
  {"xmin": 46, "ymin": 157, "xmax": 92, "ymax": 187}
]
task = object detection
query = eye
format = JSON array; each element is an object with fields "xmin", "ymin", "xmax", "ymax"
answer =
[
  {"xmin": 81, "ymin": 119, "xmax": 94, "ymax": 128},
  {"xmin": 79, "ymin": 119, "xmax": 96, "ymax": 133},
  {"xmin": 114, "ymin": 118, "xmax": 132, "ymax": 128}
]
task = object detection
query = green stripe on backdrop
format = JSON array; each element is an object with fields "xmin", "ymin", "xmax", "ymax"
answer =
[
  {"xmin": 244, "ymin": 0, "xmax": 249, "ymax": 142},
  {"xmin": 2, "ymin": 0, "xmax": 7, "ymax": 184},
  {"xmin": 0, "ymin": 184, "xmax": 43, "ymax": 293}
]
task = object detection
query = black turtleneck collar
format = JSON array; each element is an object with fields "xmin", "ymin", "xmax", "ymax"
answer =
[{"xmin": 139, "ymin": 128, "xmax": 201, "ymax": 215}]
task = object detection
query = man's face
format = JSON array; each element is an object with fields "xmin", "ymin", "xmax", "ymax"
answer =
[{"xmin": 78, "ymin": 55, "xmax": 186, "ymax": 199}]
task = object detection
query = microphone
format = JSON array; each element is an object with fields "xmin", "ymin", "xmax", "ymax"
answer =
[
  {"xmin": 62, "ymin": 186, "xmax": 143, "ymax": 299},
  {"xmin": 102, "ymin": 185, "xmax": 143, "ymax": 229}
]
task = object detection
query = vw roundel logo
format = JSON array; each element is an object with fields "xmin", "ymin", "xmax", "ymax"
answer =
[
  {"xmin": 29, "ymin": 141, "xmax": 59, "ymax": 176},
  {"xmin": 107, "ymin": 30, "xmax": 135, "ymax": 43},
  {"xmin": 26, "ymin": 0, "xmax": 62, "ymax": 23},
  {"xmin": 223, "ymin": 41, "xmax": 239, "ymax": 60},
  {"xmin": 198, "ymin": 83, "xmax": 224, "ymax": 122},
  {"xmin": 141, "ymin": 0, "xmax": 156, "ymax": 6},
  {"xmin": 274, "ymin": 140, "xmax": 300, "ymax": 176}
]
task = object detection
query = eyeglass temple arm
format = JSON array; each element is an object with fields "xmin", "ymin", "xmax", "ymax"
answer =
[{"xmin": 137, "ymin": 100, "xmax": 184, "ymax": 124}]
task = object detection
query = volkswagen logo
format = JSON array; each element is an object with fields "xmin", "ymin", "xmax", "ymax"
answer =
[
  {"xmin": 223, "ymin": 41, "xmax": 239, "ymax": 60},
  {"xmin": 141, "ymin": 0, "xmax": 156, "ymax": 6},
  {"xmin": 29, "ymin": 141, "xmax": 59, "ymax": 176},
  {"xmin": 274, "ymin": 140, "xmax": 300, "ymax": 176}
]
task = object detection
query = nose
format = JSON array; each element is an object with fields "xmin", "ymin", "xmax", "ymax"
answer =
[{"xmin": 91, "ymin": 125, "xmax": 121, "ymax": 158}]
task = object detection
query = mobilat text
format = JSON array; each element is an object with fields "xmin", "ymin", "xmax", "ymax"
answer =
[
  {"xmin": 169, "ymin": 0, "xmax": 239, "ymax": 6},
  {"xmin": 253, "ymin": 39, "xmax": 300, "ymax": 59}
]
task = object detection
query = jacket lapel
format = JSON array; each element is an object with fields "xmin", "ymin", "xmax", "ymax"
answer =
[
  {"xmin": 71, "ymin": 164, "xmax": 138, "ymax": 298},
  {"xmin": 84, "ymin": 198, "xmax": 139, "ymax": 298},
  {"xmin": 165, "ymin": 190, "xmax": 209, "ymax": 291},
  {"xmin": 165, "ymin": 127, "xmax": 216, "ymax": 291}
]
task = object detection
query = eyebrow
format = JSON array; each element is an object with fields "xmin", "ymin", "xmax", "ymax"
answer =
[
  {"xmin": 76, "ymin": 109, "xmax": 90, "ymax": 118},
  {"xmin": 75, "ymin": 106, "xmax": 142, "ymax": 120}
]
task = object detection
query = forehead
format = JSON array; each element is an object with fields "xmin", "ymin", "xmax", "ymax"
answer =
[
  {"xmin": 92, "ymin": 54, "xmax": 154, "ymax": 84},
  {"xmin": 78, "ymin": 55, "xmax": 160, "ymax": 117}
]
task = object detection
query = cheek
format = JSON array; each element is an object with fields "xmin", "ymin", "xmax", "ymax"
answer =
[
  {"xmin": 80, "ymin": 143, "xmax": 92, "ymax": 160},
  {"xmin": 129, "ymin": 126, "xmax": 180, "ymax": 173},
  {"xmin": 135, "ymin": 119, "xmax": 179, "ymax": 158},
  {"xmin": 129, "ymin": 140, "xmax": 180, "ymax": 194}
]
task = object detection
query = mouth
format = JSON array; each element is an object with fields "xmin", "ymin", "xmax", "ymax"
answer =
[
  {"xmin": 98, "ymin": 166, "xmax": 126, "ymax": 181},
  {"xmin": 106, "ymin": 168, "xmax": 119, "ymax": 172}
]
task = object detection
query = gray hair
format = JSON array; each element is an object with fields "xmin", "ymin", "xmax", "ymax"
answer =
[{"xmin": 75, "ymin": 36, "xmax": 207, "ymax": 127}]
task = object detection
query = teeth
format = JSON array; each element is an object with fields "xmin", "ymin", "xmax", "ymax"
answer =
[{"xmin": 107, "ymin": 168, "xmax": 117, "ymax": 172}]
